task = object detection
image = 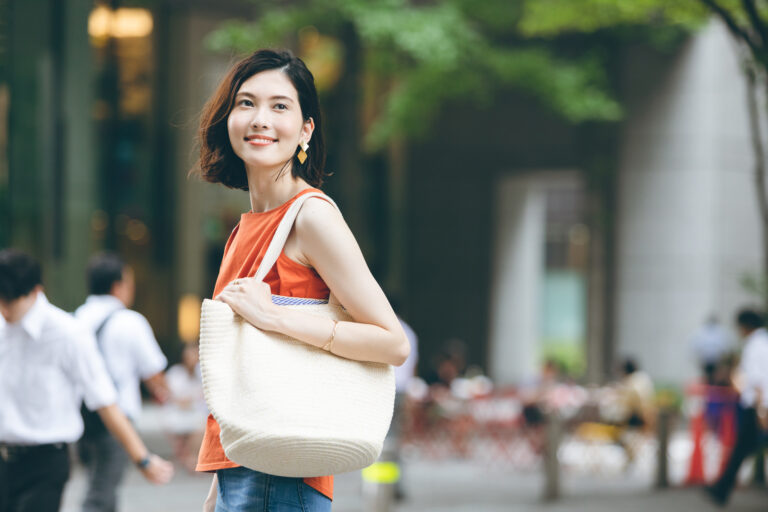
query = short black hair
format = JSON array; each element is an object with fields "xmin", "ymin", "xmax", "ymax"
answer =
[
  {"xmin": 0, "ymin": 249, "xmax": 42, "ymax": 301},
  {"xmin": 736, "ymin": 308, "xmax": 764, "ymax": 331},
  {"xmin": 622, "ymin": 358, "xmax": 638, "ymax": 375},
  {"xmin": 87, "ymin": 252, "xmax": 126, "ymax": 295}
]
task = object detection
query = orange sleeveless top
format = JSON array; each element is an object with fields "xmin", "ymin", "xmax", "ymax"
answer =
[{"xmin": 196, "ymin": 188, "xmax": 333, "ymax": 500}]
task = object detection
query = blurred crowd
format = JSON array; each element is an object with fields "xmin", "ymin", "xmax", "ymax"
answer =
[
  {"xmin": 394, "ymin": 309, "xmax": 767, "ymax": 507},
  {"xmin": 2, "ymin": 245, "xmax": 766, "ymax": 511}
]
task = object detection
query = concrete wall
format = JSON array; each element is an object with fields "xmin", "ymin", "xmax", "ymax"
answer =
[
  {"xmin": 488, "ymin": 176, "xmax": 545, "ymax": 385},
  {"xmin": 616, "ymin": 19, "xmax": 762, "ymax": 384}
]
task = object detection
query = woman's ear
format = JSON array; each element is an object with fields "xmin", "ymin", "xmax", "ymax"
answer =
[{"xmin": 302, "ymin": 117, "xmax": 315, "ymax": 144}]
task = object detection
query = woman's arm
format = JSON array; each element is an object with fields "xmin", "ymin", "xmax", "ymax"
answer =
[
  {"xmin": 97, "ymin": 404, "xmax": 174, "ymax": 484},
  {"xmin": 217, "ymin": 198, "xmax": 410, "ymax": 366}
]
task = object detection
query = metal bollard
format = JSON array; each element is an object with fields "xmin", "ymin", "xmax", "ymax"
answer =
[
  {"xmin": 542, "ymin": 411, "xmax": 561, "ymax": 502},
  {"xmin": 655, "ymin": 408, "xmax": 671, "ymax": 489}
]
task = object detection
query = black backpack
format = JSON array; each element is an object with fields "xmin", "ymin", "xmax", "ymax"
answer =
[{"xmin": 80, "ymin": 311, "xmax": 118, "ymax": 440}]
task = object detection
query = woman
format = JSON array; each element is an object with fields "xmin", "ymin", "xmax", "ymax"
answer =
[
  {"xmin": 162, "ymin": 344, "xmax": 206, "ymax": 472},
  {"xmin": 195, "ymin": 49, "xmax": 410, "ymax": 512}
]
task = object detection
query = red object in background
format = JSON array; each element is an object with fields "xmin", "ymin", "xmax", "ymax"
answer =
[{"xmin": 686, "ymin": 412, "xmax": 707, "ymax": 486}]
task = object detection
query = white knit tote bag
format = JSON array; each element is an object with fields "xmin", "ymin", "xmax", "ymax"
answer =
[{"xmin": 199, "ymin": 192, "xmax": 396, "ymax": 477}]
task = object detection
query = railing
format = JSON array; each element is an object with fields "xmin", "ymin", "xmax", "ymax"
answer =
[{"xmin": 398, "ymin": 379, "xmax": 759, "ymax": 498}]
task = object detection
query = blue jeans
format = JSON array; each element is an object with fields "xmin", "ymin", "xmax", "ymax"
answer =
[{"xmin": 215, "ymin": 467, "xmax": 332, "ymax": 512}]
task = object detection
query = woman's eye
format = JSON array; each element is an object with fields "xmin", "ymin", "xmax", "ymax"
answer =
[
  {"xmin": 274, "ymin": 103, "xmax": 288, "ymax": 110},
  {"xmin": 238, "ymin": 99, "xmax": 253, "ymax": 107}
]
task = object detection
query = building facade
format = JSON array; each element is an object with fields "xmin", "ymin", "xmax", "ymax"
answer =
[{"xmin": 1, "ymin": 2, "xmax": 760, "ymax": 385}]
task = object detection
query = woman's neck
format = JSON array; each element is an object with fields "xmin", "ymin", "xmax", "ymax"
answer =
[{"xmin": 245, "ymin": 164, "xmax": 311, "ymax": 213}]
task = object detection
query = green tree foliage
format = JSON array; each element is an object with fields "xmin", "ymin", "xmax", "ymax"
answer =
[
  {"xmin": 518, "ymin": 0, "xmax": 708, "ymax": 36},
  {"xmin": 207, "ymin": 0, "xmax": 625, "ymax": 150}
]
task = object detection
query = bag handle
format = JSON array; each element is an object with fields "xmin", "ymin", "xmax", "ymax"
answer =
[{"xmin": 253, "ymin": 191, "xmax": 339, "ymax": 283}]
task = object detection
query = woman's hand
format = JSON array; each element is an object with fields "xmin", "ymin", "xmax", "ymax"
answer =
[
  {"xmin": 139, "ymin": 454, "xmax": 174, "ymax": 484},
  {"xmin": 216, "ymin": 278, "xmax": 282, "ymax": 332}
]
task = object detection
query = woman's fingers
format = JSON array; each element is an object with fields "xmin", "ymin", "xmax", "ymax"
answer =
[
  {"xmin": 215, "ymin": 279, "xmax": 280, "ymax": 331},
  {"xmin": 216, "ymin": 290, "xmax": 239, "ymax": 310},
  {"xmin": 215, "ymin": 280, "xmax": 274, "ymax": 320}
]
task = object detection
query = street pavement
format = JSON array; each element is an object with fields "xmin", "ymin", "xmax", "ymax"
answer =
[
  {"xmin": 59, "ymin": 458, "xmax": 768, "ymax": 511},
  {"xmin": 59, "ymin": 406, "xmax": 767, "ymax": 511}
]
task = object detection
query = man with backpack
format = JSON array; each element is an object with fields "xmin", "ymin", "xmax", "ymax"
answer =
[
  {"xmin": 0, "ymin": 249, "xmax": 173, "ymax": 512},
  {"xmin": 75, "ymin": 252, "xmax": 169, "ymax": 512}
]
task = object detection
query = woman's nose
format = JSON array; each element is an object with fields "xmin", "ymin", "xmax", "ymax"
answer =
[{"xmin": 250, "ymin": 108, "xmax": 269, "ymax": 129}]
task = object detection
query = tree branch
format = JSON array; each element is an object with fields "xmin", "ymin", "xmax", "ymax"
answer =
[
  {"xmin": 700, "ymin": 0, "xmax": 760, "ymax": 55},
  {"xmin": 741, "ymin": 0, "xmax": 768, "ymax": 49}
]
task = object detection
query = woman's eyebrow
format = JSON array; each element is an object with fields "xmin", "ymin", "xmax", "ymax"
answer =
[{"xmin": 234, "ymin": 92, "xmax": 295, "ymax": 103}]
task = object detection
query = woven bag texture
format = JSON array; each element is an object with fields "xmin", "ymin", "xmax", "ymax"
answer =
[{"xmin": 199, "ymin": 298, "xmax": 396, "ymax": 477}]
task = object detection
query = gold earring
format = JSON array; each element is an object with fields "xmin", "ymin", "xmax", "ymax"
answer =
[{"xmin": 297, "ymin": 141, "xmax": 309, "ymax": 164}]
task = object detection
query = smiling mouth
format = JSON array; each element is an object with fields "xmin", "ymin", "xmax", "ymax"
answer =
[{"xmin": 245, "ymin": 136, "xmax": 277, "ymax": 146}]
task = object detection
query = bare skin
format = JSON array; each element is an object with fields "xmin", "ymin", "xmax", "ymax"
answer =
[
  {"xmin": 203, "ymin": 68, "xmax": 409, "ymax": 511},
  {"xmin": 217, "ymin": 70, "xmax": 409, "ymax": 367},
  {"xmin": 0, "ymin": 286, "xmax": 42, "ymax": 323},
  {"xmin": 98, "ymin": 404, "xmax": 174, "ymax": 484}
]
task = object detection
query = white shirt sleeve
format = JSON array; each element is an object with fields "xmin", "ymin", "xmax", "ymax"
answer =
[
  {"xmin": 65, "ymin": 321, "xmax": 117, "ymax": 411},
  {"xmin": 128, "ymin": 313, "xmax": 168, "ymax": 379},
  {"xmin": 739, "ymin": 335, "xmax": 768, "ymax": 408}
]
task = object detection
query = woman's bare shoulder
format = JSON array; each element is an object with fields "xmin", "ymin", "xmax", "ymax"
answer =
[{"xmin": 294, "ymin": 195, "xmax": 346, "ymax": 236}]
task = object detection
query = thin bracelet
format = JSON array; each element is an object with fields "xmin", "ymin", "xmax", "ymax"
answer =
[{"xmin": 322, "ymin": 320, "xmax": 338, "ymax": 352}]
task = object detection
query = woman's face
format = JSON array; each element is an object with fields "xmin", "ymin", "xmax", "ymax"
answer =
[{"xmin": 227, "ymin": 69, "xmax": 313, "ymax": 173}]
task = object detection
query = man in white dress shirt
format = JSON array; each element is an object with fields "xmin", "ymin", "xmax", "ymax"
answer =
[
  {"xmin": 0, "ymin": 249, "xmax": 173, "ymax": 512},
  {"xmin": 75, "ymin": 252, "xmax": 169, "ymax": 512},
  {"xmin": 706, "ymin": 308, "xmax": 768, "ymax": 506}
]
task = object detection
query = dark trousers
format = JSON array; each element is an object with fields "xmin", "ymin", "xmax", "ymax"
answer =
[
  {"xmin": 0, "ymin": 443, "xmax": 70, "ymax": 512},
  {"xmin": 710, "ymin": 407, "xmax": 764, "ymax": 502},
  {"xmin": 78, "ymin": 434, "xmax": 129, "ymax": 512}
]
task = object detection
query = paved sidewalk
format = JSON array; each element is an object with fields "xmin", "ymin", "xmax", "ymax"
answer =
[
  {"xmin": 59, "ymin": 405, "xmax": 766, "ymax": 511},
  {"xmin": 61, "ymin": 456, "xmax": 767, "ymax": 511}
]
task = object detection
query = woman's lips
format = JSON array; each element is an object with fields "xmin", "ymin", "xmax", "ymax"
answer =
[{"xmin": 245, "ymin": 136, "xmax": 277, "ymax": 146}]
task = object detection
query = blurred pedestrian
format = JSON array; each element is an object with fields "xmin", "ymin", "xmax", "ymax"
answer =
[
  {"xmin": 162, "ymin": 344, "xmax": 207, "ymax": 472},
  {"xmin": 690, "ymin": 316, "xmax": 739, "ymax": 434},
  {"xmin": 706, "ymin": 308, "xmax": 768, "ymax": 506},
  {"xmin": 616, "ymin": 358, "xmax": 656, "ymax": 432},
  {"xmin": 690, "ymin": 315, "xmax": 731, "ymax": 385},
  {"xmin": 521, "ymin": 358, "xmax": 563, "ymax": 427},
  {"xmin": 193, "ymin": 49, "xmax": 409, "ymax": 512},
  {"xmin": 387, "ymin": 306, "xmax": 418, "ymax": 501},
  {"xmin": 75, "ymin": 252, "xmax": 170, "ymax": 512},
  {"xmin": 603, "ymin": 357, "xmax": 657, "ymax": 470},
  {"xmin": 0, "ymin": 249, "xmax": 173, "ymax": 512},
  {"xmin": 425, "ymin": 338, "xmax": 467, "ymax": 390}
]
